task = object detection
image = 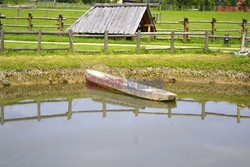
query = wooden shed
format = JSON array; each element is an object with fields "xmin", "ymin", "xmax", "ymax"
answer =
[{"xmin": 67, "ymin": 3, "xmax": 156, "ymax": 34}]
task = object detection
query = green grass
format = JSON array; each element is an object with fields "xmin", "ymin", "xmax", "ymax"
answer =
[{"xmin": 0, "ymin": 53, "xmax": 249, "ymax": 72}]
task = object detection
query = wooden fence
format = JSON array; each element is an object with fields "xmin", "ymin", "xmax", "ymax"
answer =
[
  {"xmin": 0, "ymin": 29, "xmax": 249, "ymax": 54},
  {"xmin": 0, "ymin": 13, "xmax": 78, "ymax": 31},
  {"xmin": 156, "ymin": 17, "xmax": 249, "ymax": 40},
  {"xmin": 1, "ymin": 97, "xmax": 249, "ymax": 125},
  {"xmin": 0, "ymin": 29, "xmax": 73, "ymax": 53},
  {"xmin": 1, "ymin": 11, "xmax": 249, "ymax": 36},
  {"xmin": 0, "ymin": 11, "xmax": 249, "ymax": 44}
]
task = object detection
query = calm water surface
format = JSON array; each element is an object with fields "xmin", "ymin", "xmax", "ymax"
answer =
[{"xmin": 0, "ymin": 83, "xmax": 250, "ymax": 167}]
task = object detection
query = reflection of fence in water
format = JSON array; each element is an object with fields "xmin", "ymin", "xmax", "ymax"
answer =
[{"xmin": 0, "ymin": 96, "xmax": 249, "ymax": 126}]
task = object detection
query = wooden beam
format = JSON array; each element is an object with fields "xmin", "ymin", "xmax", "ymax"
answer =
[
  {"xmin": 137, "ymin": 30, "xmax": 141, "ymax": 53},
  {"xmin": 75, "ymin": 50, "xmax": 101, "ymax": 53},
  {"xmin": 104, "ymin": 30, "xmax": 108, "ymax": 54},
  {"xmin": 37, "ymin": 30, "xmax": 42, "ymax": 54},
  {"xmin": 1, "ymin": 105, "xmax": 4, "ymax": 125},
  {"xmin": 241, "ymin": 32, "xmax": 246, "ymax": 49},
  {"xmin": 168, "ymin": 108, "xmax": 171, "ymax": 118},
  {"xmin": 68, "ymin": 29, "xmax": 74, "ymax": 53},
  {"xmin": 102, "ymin": 100, "xmax": 106, "ymax": 118},
  {"xmin": 170, "ymin": 31, "xmax": 175, "ymax": 53},
  {"xmin": 237, "ymin": 106, "xmax": 241, "ymax": 123},
  {"xmin": 27, "ymin": 12, "xmax": 33, "ymax": 31},
  {"xmin": 211, "ymin": 18, "xmax": 216, "ymax": 42},
  {"xmin": 183, "ymin": 17, "xmax": 189, "ymax": 42},
  {"xmin": 0, "ymin": 29, "xmax": 4, "ymax": 52},
  {"xmin": 201, "ymin": 102, "xmax": 206, "ymax": 120},
  {"xmin": 37, "ymin": 100, "xmax": 41, "ymax": 121},
  {"xmin": 204, "ymin": 30, "xmax": 209, "ymax": 51},
  {"xmin": 67, "ymin": 98, "xmax": 72, "ymax": 120},
  {"xmin": 241, "ymin": 19, "xmax": 247, "ymax": 33},
  {"xmin": 58, "ymin": 14, "xmax": 63, "ymax": 31},
  {"xmin": 134, "ymin": 107, "xmax": 139, "ymax": 117}
]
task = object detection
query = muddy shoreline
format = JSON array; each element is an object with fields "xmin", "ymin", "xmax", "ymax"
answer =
[{"xmin": 0, "ymin": 66, "xmax": 249, "ymax": 88}]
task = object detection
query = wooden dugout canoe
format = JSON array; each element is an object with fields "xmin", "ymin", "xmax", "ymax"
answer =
[
  {"xmin": 86, "ymin": 88, "xmax": 177, "ymax": 109},
  {"xmin": 86, "ymin": 69, "xmax": 177, "ymax": 101}
]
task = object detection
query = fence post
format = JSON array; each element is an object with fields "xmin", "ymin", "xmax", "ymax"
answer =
[
  {"xmin": 237, "ymin": 105, "xmax": 241, "ymax": 123},
  {"xmin": 104, "ymin": 30, "xmax": 108, "ymax": 54},
  {"xmin": 67, "ymin": 98, "xmax": 73, "ymax": 120},
  {"xmin": 201, "ymin": 102, "xmax": 206, "ymax": 120},
  {"xmin": 183, "ymin": 17, "xmax": 189, "ymax": 42},
  {"xmin": 102, "ymin": 99, "xmax": 106, "ymax": 118},
  {"xmin": 1, "ymin": 105, "xmax": 4, "ymax": 125},
  {"xmin": 242, "ymin": 19, "xmax": 247, "ymax": 34},
  {"xmin": 204, "ymin": 30, "xmax": 209, "ymax": 51},
  {"xmin": 37, "ymin": 100, "xmax": 41, "ymax": 121},
  {"xmin": 68, "ymin": 29, "xmax": 74, "ymax": 53},
  {"xmin": 211, "ymin": 18, "xmax": 216, "ymax": 42},
  {"xmin": 58, "ymin": 14, "xmax": 63, "ymax": 31},
  {"xmin": 168, "ymin": 107, "xmax": 172, "ymax": 118},
  {"xmin": 28, "ymin": 12, "xmax": 33, "ymax": 31},
  {"xmin": 0, "ymin": 20, "xmax": 2, "ymax": 30},
  {"xmin": 170, "ymin": 31, "xmax": 175, "ymax": 53},
  {"xmin": 37, "ymin": 30, "xmax": 42, "ymax": 54},
  {"xmin": 17, "ymin": 9, "xmax": 20, "ymax": 18},
  {"xmin": 137, "ymin": 30, "xmax": 141, "ymax": 53},
  {"xmin": 46, "ymin": 10, "xmax": 48, "ymax": 18},
  {"xmin": 159, "ymin": 13, "xmax": 162, "ymax": 21},
  {"xmin": 0, "ymin": 29, "xmax": 4, "ymax": 52},
  {"xmin": 241, "ymin": 32, "xmax": 246, "ymax": 49}
]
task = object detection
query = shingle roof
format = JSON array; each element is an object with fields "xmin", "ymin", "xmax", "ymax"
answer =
[{"xmin": 68, "ymin": 3, "xmax": 155, "ymax": 34}]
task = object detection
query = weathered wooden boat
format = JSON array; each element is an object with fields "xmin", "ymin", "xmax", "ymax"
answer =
[
  {"xmin": 86, "ymin": 88, "xmax": 177, "ymax": 109},
  {"xmin": 86, "ymin": 69, "xmax": 177, "ymax": 101}
]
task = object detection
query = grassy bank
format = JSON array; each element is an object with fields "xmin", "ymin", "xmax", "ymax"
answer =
[{"xmin": 0, "ymin": 53, "xmax": 249, "ymax": 72}]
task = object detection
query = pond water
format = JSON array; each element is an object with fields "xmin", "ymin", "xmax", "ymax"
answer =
[{"xmin": 0, "ymin": 83, "xmax": 250, "ymax": 167}]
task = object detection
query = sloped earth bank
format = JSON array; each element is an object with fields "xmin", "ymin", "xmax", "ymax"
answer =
[{"xmin": 0, "ymin": 65, "xmax": 249, "ymax": 89}]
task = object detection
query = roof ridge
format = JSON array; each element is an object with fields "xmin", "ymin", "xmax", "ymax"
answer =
[{"xmin": 94, "ymin": 3, "xmax": 148, "ymax": 8}]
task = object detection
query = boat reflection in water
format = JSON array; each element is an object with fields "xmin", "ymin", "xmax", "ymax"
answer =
[{"xmin": 0, "ymin": 88, "xmax": 249, "ymax": 126}]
